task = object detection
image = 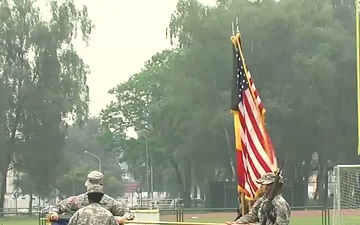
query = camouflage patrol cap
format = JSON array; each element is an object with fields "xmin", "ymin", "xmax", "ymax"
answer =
[
  {"xmin": 85, "ymin": 171, "xmax": 104, "ymax": 187},
  {"xmin": 256, "ymin": 172, "xmax": 283, "ymax": 185},
  {"xmin": 87, "ymin": 184, "xmax": 103, "ymax": 193}
]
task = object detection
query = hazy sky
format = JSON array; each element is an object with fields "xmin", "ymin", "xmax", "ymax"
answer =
[{"xmin": 70, "ymin": 0, "xmax": 216, "ymax": 116}]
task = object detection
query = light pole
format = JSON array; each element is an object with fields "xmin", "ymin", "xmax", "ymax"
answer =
[
  {"xmin": 84, "ymin": 151, "xmax": 102, "ymax": 172},
  {"xmin": 150, "ymin": 159, "xmax": 154, "ymax": 200},
  {"xmin": 135, "ymin": 128, "xmax": 150, "ymax": 199}
]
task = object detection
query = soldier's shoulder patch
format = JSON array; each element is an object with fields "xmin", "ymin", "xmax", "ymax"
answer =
[
  {"xmin": 279, "ymin": 212, "xmax": 288, "ymax": 221},
  {"xmin": 102, "ymin": 194, "xmax": 113, "ymax": 200}
]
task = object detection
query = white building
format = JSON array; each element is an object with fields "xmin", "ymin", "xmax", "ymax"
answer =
[{"xmin": 3, "ymin": 170, "xmax": 40, "ymax": 211}]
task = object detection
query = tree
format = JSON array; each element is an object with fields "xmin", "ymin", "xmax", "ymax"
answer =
[
  {"xmin": 101, "ymin": 50, "xmax": 194, "ymax": 199},
  {"xmin": 63, "ymin": 117, "xmax": 119, "ymax": 168},
  {"xmin": 104, "ymin": 176, "xmax": 124, "ymax": 198},
  {"xmin": 166, "ymin": 0, "xmax": 357, "ymax": 203},
  {"xmin": 54, "ymin": 117, "xmax": 124, "ymax": 198},
  {"xmin": 102, "ymin": 0, "xmax": 358, "ymax": 206},
  {"xmin": 0, "ymin": 0, "xmax": 93, "ymax": 212},
  {"xmin": 12, "ymin": 173, "xmax": 36, "ymax": 213},
  {"xmin": 102, "ymin": 48, "xmax": 232, "ymax": 205},
  {"xmin": 55, "ymin": 162, "xmax": 124, "ymax": 198}
]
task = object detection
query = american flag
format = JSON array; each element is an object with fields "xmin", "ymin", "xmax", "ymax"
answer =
[{"xmin": 230, "ymin": 35, "xmax": 277, "ymax": 198}]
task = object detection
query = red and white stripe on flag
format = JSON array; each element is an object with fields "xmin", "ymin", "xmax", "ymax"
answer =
[{"xmin": 235, "ymin": 71, "xmax": 277, "ymax": 198}]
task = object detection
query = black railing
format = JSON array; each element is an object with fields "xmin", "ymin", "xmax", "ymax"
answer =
[{"xmin": 0, "ymin": 206, "xmax": 332, "ymax": 225}]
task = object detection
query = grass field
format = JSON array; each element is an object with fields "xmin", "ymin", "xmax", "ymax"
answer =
[
  {"xmin": 0, "ymin": 212, "xmax": 324, "ymax": 225},
  {"xmin": 0, "ymin": 216, "xmax": 39, "ymax": 225}
]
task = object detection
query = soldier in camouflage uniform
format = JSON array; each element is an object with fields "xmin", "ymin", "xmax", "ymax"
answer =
[
  {"xmin": 68, "ymin": 184, "xmax": 117, "ymax": 225},
  {"xmin": 227, "ymin": 172, "xmax": 290, "ymax": 225},
  {"xmin": 234, "ymin": 184, "xmax": 266, "ymax": 221},
  {"xmin": 49, "ymin": 171, "xmax": 134, "ymax": 224}
]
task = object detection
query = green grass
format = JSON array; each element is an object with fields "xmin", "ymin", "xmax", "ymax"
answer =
[
  {"xmin": 0, "ymin": 221, "xmax": 38, "ymax": 225},
  {"xmin": 0, "ymin": 216, "xmax": 39, "ymax": 225},
  {"xmin": 289, "ymin": 217, "xmax": 321, "ymax": 225},
  {"xmin": 0, "ymin": 216, "xmax": 322, "ymax": 225}
]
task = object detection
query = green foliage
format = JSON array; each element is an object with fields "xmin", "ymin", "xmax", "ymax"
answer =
[
  {"xmin": 101, "ymin": 0, "xmax": 359, "ymax": 205},
  {"xmin": 104, "ymin": 176, "xmax": 124, "ymax": 198},
  {"xmin": 56, "ymin": 162, "xmax": 92, "ymax": 197},
  {"xmin": 55, "ymin": 162, "xmax": 124, "ymax": 198},
  {"xmin": 12, "ymin": 173, "xmax": 34, "ymax": 196},
  {"xmin": 52, "ymin": 117, "xmax": 124, "ymax": 198},
  {"xmin": 0, "ymin": 0, "xmax": 93, "ymax": 209}
]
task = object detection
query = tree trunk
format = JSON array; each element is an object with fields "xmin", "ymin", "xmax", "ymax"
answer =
[
  {"xmin": 314, "ymin": 162, "xmax": 329, "ymax": 206},
  {"xmin": 182, "ymin": 172, "xmax": 192, "ymax": 208},
  {"xmin": 170, "ymin": 158, "xmax": 184, "ymax": 199},
  {"xmin": 215, "ymin": 168, "xmax": 222, "ymax": 181},
  {"xmin": 199, "ymin": 182, "xmax": 205, "ymax": 200},
  {"xmin": 224, "ymin": 128, "xmax": 236, "ymax": 181},
  {"xmin": 0, "ymin": 169, "xmax": 7, "ymax": 217},
  {"xmin": 192, "ymin": 177, "xmax": 197, "ymax": 207},
  {"xmin": 0, "ymin": 147, "xmax": 12, "ymax": 216},
  {"xmin": 314, "ymin": 165, "xmax": 322, "ymax": 202},
  {"xmin": 28, "ymin": 194, "xmax": 33, "ymax": 216},
  {"xmin": 0, "ymin": 101, "xmax": 22, "ymax": 215},
  {"xmin": 303, "ymin": 159, "xmax": 311, "ymax": 200},
  {"xmin": 179, "ymin": 159, "xmax": 192, "ymax": 208}
]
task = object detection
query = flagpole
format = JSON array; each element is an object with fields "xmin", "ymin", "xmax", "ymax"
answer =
[
  {"xmin": 231, "ymin": 18, "xmax": 246, "ymax": 218},
  {"xmin": 240, "ymin": 192, "xmax": 245, "ymax": 216},
  {"xmin": 236, "ymin": 19, "xmax": 247, "ymax": 217},
  {"xmin": 356, "ymin": 0, "xmax": 360, "ymax": 154}
]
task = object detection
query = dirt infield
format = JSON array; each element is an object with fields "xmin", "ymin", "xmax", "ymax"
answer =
[
  {"xmin": 160, "ymin": 208, "xmax": 360, "ymax": 221},
  {"xmin": 161, "ymin": 210, "xmax": 325, "ymax": 221},
  {"xmin": 181, "ymin": 211, "xmax": 324, "ymax": 219},
  {"xmin": 292, "ymin": 210, "xmax": 323, "ymax": 217}
]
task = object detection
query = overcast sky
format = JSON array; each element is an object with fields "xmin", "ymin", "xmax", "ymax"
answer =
[{"xmin": 65, "ymin": 0, "xmax": 216, "ymax": 116}]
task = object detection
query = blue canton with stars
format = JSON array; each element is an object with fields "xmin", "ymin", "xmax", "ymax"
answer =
[{"xmin": 235, "ymin": 46, "xmax": 249, "ymax": 103}]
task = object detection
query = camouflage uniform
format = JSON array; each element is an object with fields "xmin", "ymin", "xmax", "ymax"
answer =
[
  {"xmin": 85, "ymin": 171, "xmax": 104, "ymax": 187},
  {"xmin": 234, "ymin": 172, "xmax": 290, "ymax": 225},
  {"xmin": 257, "ymin": 194, "xmax": 290, "ymax": 225},
  {"xmin": 235, "ymin": 195, "xmax": 266, "ymax": 224},
  {"xmin": 49, "ymin": 171, "xmax": 135, "ymax": 220},
  {"xmin": 68, "ymin": 185, "xmax": 117, "ymax": 225}
]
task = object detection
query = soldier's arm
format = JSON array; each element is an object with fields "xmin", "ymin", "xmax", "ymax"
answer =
[
  {"xmin": 49, "ymin": 196, "xmax": 78, "ymax": 214},
  {"xmin": 110, "ymin": 199, "xmax": 135, "ymax": 219},
  {"xmin": 108, "ymin": 216, "xmax": 118, "ymax": 225},
  {"xmin": 234, "ymin": 198, "xmax": 263, "ymax": 224},
  {"xmin": 68, "ymin": 211, "xmax": 79, "ymax": 225}
]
